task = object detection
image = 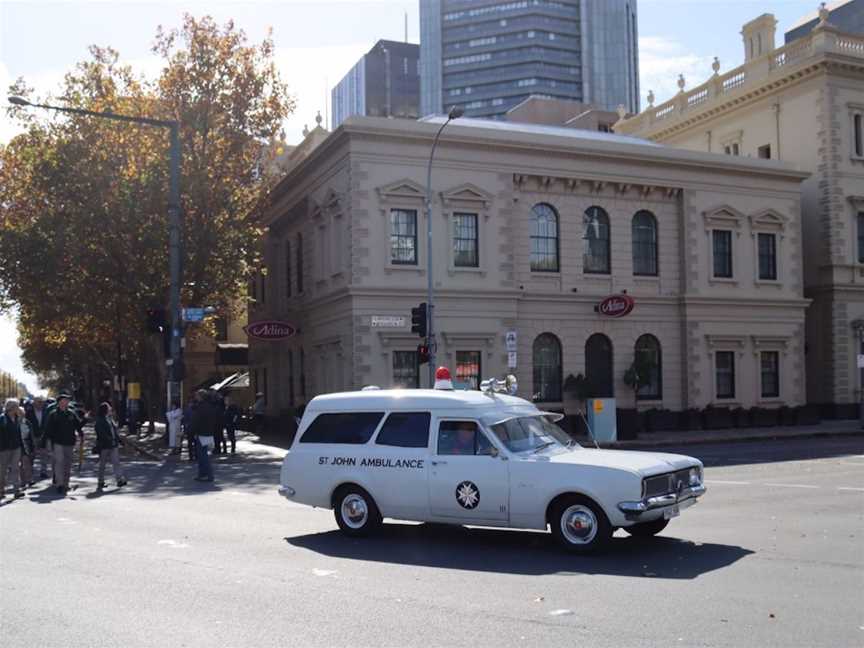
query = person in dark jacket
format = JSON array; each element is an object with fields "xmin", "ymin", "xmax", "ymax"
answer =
[
  {"xmin": 46, "ymin": 394, "xmax": 84, "ymax": 494},
  {"xmin": 189, "ymin": 390, "xmax": 220, "ymax": 482},
  {"xmin": 26, "ymin": 396, "xmax": 51, "ymax": 479},
  {"xmin": 224, "ymin": 396, "xmax": 241, "ymax": 455},
  {"xmin": 0, "ymin": 399, "xmax": 25, "ymax": 501},
  {"xmin": 95, "ymin": 402, "xmax": 127, "ymax": 490},
  {"xmin": 182, "ymin": 397, "xmax": 198, "ymax": 462}
]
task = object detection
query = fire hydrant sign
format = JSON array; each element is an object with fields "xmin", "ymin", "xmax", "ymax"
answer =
[{"xmin": 505, "ymin": 330, "xmax": 518, "ymax": 352}]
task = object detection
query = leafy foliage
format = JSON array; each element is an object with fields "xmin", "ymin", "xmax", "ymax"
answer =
[{"xmin": 0, "ymin": 15, "xmax": 294, "ymax": 398}]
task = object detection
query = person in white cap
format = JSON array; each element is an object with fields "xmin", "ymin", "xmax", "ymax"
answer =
[{"xmin": 434, "ymin": 367, "xmax": 454, "ymax": 390}]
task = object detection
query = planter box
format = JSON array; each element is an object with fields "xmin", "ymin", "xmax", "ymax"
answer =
[
  {"xmin": 645, "ymin": 408, "xmax": 678, "ymax": 432},
  {"xmin": 678, "ymin": 409, "xmax": 702, "ymax": 432},
  {"xmin": 702, "ymin": 407, "xmax": 733, "ymax": 430},
  {"xmin": 750, "ymin": 407, "xmax": 779, "ymax": 427},
  {"xmin": 616, "ymin": 408, "xmax": 641, "ymax": 440},
  {"xmin": 834, "ymin": 403, "xmax": 859, "ymax": 420},
  {"xmin": 731, "ymin": 408, "xmax": 752, "ymax": 428}
]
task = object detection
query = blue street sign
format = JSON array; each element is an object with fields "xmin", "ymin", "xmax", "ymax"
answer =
[{"xmin": 182, "ymin": 307, "xmax": 205, "ymax": 322}]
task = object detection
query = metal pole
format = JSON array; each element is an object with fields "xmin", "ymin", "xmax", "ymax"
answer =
[
  {"xmin": 168, "ymin": 124, "xmax": 183, "ymax": 406},
  {"xmin": 425, "ymin": 117, "xmax": 452, "ymax": 386}
]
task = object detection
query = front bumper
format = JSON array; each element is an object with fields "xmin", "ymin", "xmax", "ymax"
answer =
[{"xmin": 618, "ymin": 483, "xmax": 706, "ymax": 517}]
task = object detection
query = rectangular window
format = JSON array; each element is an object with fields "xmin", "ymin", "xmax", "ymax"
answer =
[
  {"xmin": 758, "ymin": 144, "xmax": 771, "ymax": 159},
  {"xmin": 858, "ymin": 213, "xmax": 864, "ymax": 264},
  {"xmin": 758, "ymin": 233, "xmax": 777, "ymax": 280},
  {"xmin": 260, "ymin": 269, "xmax": 267, "ymax": 306},
  {"xmin": 392, "ymin": 351, "xmax": 419, "ymax": 388},
  {"xmin": 761, "ymin": 351, "xmax": 779, "ymax": 398},
  {"xmin": 453, "ymin": 213, "xmax": 479, "ymax": 267},
  {"xmin": 712, "ymin": 230, "xmax": 733, "ymax": 278},
  {"xmin": 375, "ymin": 412, "xmax": 431, "ymax": 448},
  {"xmin": 296, "ymin": 233, "xmax": 304, "ymax": 293},
  {"xmin": 214, "ymin": 317, "xmax": 228, "ymax": 342},
  {"xmin": 285, "ymin": 241, "xmax": 292, "ymax": 298},
  {"xmin": 437, "ymin": 421, "xmax": 494, "ymax": 456},
  {"xmin": 300, "ymin": 412, "xmax": 384, "ymax": 444},
  {"xmin": 455, "ymin": 351, "xmax": 481, "ymax": 390},
  {"xmin": 299, "ymin": 348, "xmax": 306, "ymax": 398},
  {"xmin": 262, "ymin": 367, "xmax": 268, "ymax": 405},
  {"xmin": 715, "ymin": 351, "xmax": 735, "ymax": 399},
  {"xmin": 855, "ymin": 113, "xmax": 863, "ymax": 157},
  {"xmin": 390, "ymin": 209, "xmax": 418, "ymax": 265}
]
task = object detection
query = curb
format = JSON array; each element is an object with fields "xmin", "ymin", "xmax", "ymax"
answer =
[{"xmin": 599, "ymin": 428, "xmax": 864, "ymax": 450}]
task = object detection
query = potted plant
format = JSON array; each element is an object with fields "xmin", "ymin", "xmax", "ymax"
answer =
[{"xmin": 620, "ymin": 360, "xmax": 651, "ymax": 440}]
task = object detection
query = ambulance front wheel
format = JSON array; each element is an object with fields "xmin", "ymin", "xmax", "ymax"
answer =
[{"xmin": 333, "ymin": 485, "xmax": 383, "ymax": 536}]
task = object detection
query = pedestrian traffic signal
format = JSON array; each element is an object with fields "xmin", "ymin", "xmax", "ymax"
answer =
[
  {"xmin": 411, "ymin": 302, "xmax": 428, "ymax": 338},
  {"xmin": 417, "ymin": 344, "xmax": 430, "ymax": 365}
]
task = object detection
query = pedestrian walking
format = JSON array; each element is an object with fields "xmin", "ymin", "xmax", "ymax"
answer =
[
  {"xmin": 26, "ymin": 396, "xmax": 52, "ymax": 480},
  {"xmin": 94, "ymin": 403, "xmax": 127, "ymax": 490},
  {"xmin": 166, "ymin": 400, "xmax": 182, "ymax": 453},
  {"xmin": 0, "ymin": 399, "xmax": 25, "ymax": 502},
  {"xmin": 18, "ymin": 405, "xmax": 35, "ymax": 487},
  {"xmin": 224, "ymin": 396, "xmax": 241, "ymax": 455},
  {"xmin": 252, "ymin": 392, "xmax": 266, "ymax": 436},
  {"xmin": 46, "ymin": 393, "xmax": 84, "ymax": 494},
  {"xmin": 189, "ymin": 390, "xmax": 219, "ymax": 482},
  {"xmin": 213, "ymin": 392, "xmax": 226, "ymax": 455},
  {"xmin": 182, "ymin": 396, "xmax": 198, "ymax": 462}
]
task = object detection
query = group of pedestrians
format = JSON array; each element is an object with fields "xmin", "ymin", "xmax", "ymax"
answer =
[
  {"xmin": 0, "ymin": 393, "xmax": 128, "ymax": 502},
  {"xmin": 166, "ymin": 390, "xmax": 242, "ymax": 483}
]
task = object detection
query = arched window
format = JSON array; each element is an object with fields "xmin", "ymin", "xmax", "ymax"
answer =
[
  {"xmin": 530, "ymin": 203, "xmax": 559, "ymax": 272},
  {"xmin": 583, "ymin": 206, "xmax": 610, "ymax": 274},
  {"xmin": 632, "ymin": 210, "xmax": 658, "ymax": 276},
  {"xmin": 585, "ymin": 333, "xmax": 614, "ymax": 397},
  {"xmin": 532, "ymin": 333, "xmax": 562, "ymax": 402},
  {"xmin": 635, "ymin": 334, "xmax": 662, "ymax": 400}
]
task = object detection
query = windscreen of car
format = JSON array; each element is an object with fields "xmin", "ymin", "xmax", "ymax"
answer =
[
  {"xmin": 300, "ymin": 412, "xmax": 384, "ymax": 444},
  {"xmin": 488, "ymin": 415, "xmax": 574, "ymax": 454}
]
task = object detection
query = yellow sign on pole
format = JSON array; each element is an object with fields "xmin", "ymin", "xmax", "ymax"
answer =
[
  {"xmin": 127, "ymin": 382, "xmax": 141, "ymax": 400},
  {"xmin": 593, "ymin": 399, "xmax": 604, "ymax": 414}
]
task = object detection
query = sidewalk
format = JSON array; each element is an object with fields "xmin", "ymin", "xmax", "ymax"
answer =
[{"xmin": 590, "ymin": 419, "xmax": 864, "ymax": 449}]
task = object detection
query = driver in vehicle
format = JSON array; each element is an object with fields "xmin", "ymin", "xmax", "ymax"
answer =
[{"xmin": 448, "ymin": 422, "xmax": 476, "ymax": 455}]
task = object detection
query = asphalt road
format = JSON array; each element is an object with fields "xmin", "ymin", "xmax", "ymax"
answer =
[{"xmin": 1, "ymin": 436, "xmax": 862, "ymax": 648}]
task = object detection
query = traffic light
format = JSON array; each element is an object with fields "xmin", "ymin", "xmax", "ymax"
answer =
[
  {"xmin": 417, "ymin": 344, "xmax": 430, "ymax": 365},
  {"xmin": 411, "ymin": 302, "xmax": 428, "ymax": 338},
  {"xmin": 146, "ymin": 308, "xmax": 167, "ymax": 334}
]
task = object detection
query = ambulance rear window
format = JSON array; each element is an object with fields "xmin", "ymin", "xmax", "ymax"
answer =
[
  {"xmin": 375, "ymin": 412, "xmax": 431, "ymax": 448},
  {"xmin": 300, "ymin": 412, "xmax": 384, "ymax": 444}
]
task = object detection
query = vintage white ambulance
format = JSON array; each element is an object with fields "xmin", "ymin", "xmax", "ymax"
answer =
[{"xmin": 278, "ymin": 379, "xmax": 706, "ymax": 553}]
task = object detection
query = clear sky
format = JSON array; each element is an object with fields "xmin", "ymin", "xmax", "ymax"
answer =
[{"xmin": 0, "ymin": 0, "xmax": 825, "ymax": 392}]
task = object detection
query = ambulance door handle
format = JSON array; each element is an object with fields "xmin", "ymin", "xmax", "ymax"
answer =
[{"xmin": 431, "ymin": 460, "xmax": 448, "ymax": 466}]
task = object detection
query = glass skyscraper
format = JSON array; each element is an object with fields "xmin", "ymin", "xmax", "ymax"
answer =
[{"xmin": 420, "ymin": 0, "xmax": 639, "ymax": 119}]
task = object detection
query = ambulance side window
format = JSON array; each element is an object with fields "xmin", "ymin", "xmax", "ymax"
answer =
[
  {"xmin": 299, "ymin": 412, "xmax": 384, "ymax": 444},
  {"xmin": 375, "ymin": 412, "xmax": 431, "ymax": 448},
  {"xmin": 438, "ymin": 420, "xmax": 493, "ymax": 456}
]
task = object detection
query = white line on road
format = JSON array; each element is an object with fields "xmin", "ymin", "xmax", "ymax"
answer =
[
  {"xmin": 764, "ymin": 483, "xmax": 821, "ymax": 489},
  {"xmin": 706, "ymin": 480, "xmax": 751, "ymax": 485},
  {"xmin": 837, "ymin": 487, "xmax": 864, "ymax": 492}
]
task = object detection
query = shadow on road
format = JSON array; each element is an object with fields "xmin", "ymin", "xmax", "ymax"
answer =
[{"xmin": 284, "ymin": 523, "xmax": 753, "ymax": 579}]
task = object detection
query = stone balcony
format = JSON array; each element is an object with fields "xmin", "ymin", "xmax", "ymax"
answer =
[{"xmin": 616, "ymin": 22, "xmax": 864, "ymax": 138}]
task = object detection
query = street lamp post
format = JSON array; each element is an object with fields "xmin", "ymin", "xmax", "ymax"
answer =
[
  {"xmin": 8, "ymin": 96, "xmax": 184, "ymax": 407},
  {"xmin": 424, "ymin": 106, "xmax": 463, "ymax": 386}
]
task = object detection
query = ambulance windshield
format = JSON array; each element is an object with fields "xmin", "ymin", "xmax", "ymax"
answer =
[{"xmin": 488, "ymin": 415, "xmax": 576, "ymax": 454}]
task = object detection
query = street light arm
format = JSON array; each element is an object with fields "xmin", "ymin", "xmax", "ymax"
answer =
[{"xmin": 8, "ymin": 96, "xmax": 176, "ymax": 128}]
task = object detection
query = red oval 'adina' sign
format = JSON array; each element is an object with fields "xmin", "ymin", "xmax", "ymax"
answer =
[
  {"xmin": 597, "ymin": 294, "xmax": 635, "ymax": 318},
  {"xmin": 244, "ymin": 320, "xmax": 297, "ymax": 340}
]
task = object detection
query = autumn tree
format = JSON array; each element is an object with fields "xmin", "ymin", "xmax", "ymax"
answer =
[{"xmin": 0, "ymin": 15, "xmax": 294, "ymax": 410}]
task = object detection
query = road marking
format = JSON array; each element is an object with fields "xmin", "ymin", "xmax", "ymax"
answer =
[
  {"xmin": 312, "ymin": 568, "xmax": 338, "ymax": 577},
  {"xmin": 706, "ymin": 480, "xmax": 751, "ymax": 485},
  {"xmin": 837, "ymin": 487, "xmax": 864, "ymax": 492},
  {"xmin": 157, "ymin": 539, "xmax": 190, "ymax": 549},
  {"xmin": 764, "ymin": 483, "xmax": 820, "ymax": 489}
]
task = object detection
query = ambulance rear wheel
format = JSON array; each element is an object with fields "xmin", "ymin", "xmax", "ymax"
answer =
[{"xmin": 333, "ymin": 486, "xmax": 382, "ymax": 537}]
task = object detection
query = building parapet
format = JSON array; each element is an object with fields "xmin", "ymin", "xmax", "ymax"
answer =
[{"xmin": 616, "ymin": 22, "xmax": 864, "ymax": 139}]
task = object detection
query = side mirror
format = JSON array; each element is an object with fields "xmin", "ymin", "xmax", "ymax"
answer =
[{"xmin": 489, "ymin": 446, "xmax": 499, "ymax": 458}]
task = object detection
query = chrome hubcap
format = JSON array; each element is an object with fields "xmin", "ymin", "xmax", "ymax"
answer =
[
  {"xmin": 561, "ymin": 504, "xmax": 597, "ymax": 545},
  {"xmin": 341, "ymin": 494, "xmax": 368, "ymax": 529}
]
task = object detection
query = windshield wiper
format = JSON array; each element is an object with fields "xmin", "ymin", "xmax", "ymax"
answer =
[{"xmin": 532, "ymin": 441, "xmax": 557, "ymax": 453}]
